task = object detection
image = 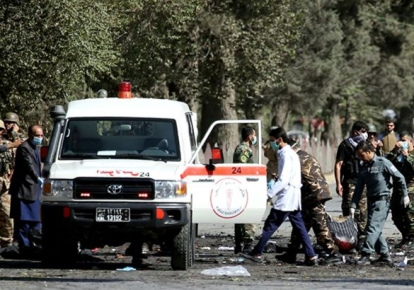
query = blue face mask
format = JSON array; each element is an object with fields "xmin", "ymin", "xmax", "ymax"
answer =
[
  {"xmin": 31, "ymin": 136, "xmax": 43, "ymax": 146},
  {"xmin": 270, "ymin": 141, "xmax": 279, "ymax": 151}
]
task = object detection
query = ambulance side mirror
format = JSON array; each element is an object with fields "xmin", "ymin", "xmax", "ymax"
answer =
[{"xmin": 40, "ymin": 146, "xmax": 49, "ymax": 163}]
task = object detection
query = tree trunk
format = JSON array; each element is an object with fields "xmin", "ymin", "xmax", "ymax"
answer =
[
  {"xmin": 271, "ymin": 101, "xmax": 290, "ymax": 128},
  {"xmin": 328, "ymin": 99, "xmax": 342, "ymax": 146}
]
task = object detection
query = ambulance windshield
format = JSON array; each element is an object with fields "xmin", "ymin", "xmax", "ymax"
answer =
[{"xmin": 59, "ymin": 117, "xmax": 180, "ymax": 161}]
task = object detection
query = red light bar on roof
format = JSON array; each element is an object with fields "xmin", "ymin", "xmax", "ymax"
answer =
[{"xmin": 118, "ymin": 81, "xmax": 132, "ymax": 99}]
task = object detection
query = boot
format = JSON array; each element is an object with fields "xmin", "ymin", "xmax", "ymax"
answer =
[
  {"xmin": 372, "ymin": 253, "xmax": 393, "ymax": 266},
  {"xmin": 275, "ymin": 251, "xmax": 297, "ymax": 264},
  {"xmin": 356, "ymin": 254, "xmax": 371, "ymax": 266}
]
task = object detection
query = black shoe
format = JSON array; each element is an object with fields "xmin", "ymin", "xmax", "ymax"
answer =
[
  {"xmin": 321, "ymin": 253, "xmax": 342, "ymax": 264},
  {"xmin": 239, "ymin": 252, "xmax": 263, "ymax": 263},
  {"xmin": 394, "ymin": 238, "xmax": 414, "ymax": 249},
  {"xmin": 275, "ymin": 252, "xmax": 296, "ymax": 264},
  {"xmin": 372, "ymin": 253, "xmax": 393, "ymax": 266},
  {"xmin": 356, "ymin": 254, "xmax": 371, "ymax": 266},
  {"xmin": 242, "ymin": 242, "xmax": 253, "ymax": 254},
  {"xmin": 304, "ymin": 256, "xmax": 318, "ymax": 266},
  {"xmin": 234, "ymin": 244, "xmax": 242, "ymax": 254}
]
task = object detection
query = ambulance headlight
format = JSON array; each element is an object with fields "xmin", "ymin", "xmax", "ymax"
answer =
[
  {"xmin": 42, "ymin": 179, "xmax": 73, "ymax": 200},
  {"xmin": 155, "ymin": 181, "xmax": 187, "ymax": 199}
]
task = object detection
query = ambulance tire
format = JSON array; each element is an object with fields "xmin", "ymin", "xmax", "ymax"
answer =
[
  {"xmin": 171, "ymin": 222, "xmax": 191, "ymax": 270},
  {"xmin": 41, "ymin": 225, "xmax": 78, "ymax": 267},
  {"xmin": 188, "ymin": 223, "xmax": 195, "ymax": 267}
]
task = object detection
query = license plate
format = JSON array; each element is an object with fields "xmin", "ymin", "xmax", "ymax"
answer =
[{"xmin": 96, "ymin": 208, "xmax": 130, "ymax": 222}]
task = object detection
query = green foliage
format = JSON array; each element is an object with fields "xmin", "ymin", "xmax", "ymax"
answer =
[
  {"xmin": 0, "ymin": 0, "xmax": 120, "ymax": 127},
  {"xmin": 2, "ymin": 0, "xmax": 414, "ymax": 139}
]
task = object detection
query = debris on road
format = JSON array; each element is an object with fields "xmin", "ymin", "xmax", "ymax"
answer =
[{"xmin": 201, "ymin": 265, "xmax": 251, "ymax": 276}]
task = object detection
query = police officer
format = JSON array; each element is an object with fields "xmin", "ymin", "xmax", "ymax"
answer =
[
  {"xmin": 351, "ymin": 141, "xmax": 409, "ymax": 266},
  {"xmin": 386, "ymin": 131, "xmax": 414, "ymax": 248},
  {"xmin": 0, "ymin": 120, "xmax": 22, "ymax": 247},
  {"xmin": 233, "ymin": 126, "xmax": 257, "ymax": 254}
]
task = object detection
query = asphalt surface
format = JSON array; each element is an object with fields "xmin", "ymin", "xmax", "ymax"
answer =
[{"xmin": 0, "ymin": 181, "xmax": 413, "ymax": 290}]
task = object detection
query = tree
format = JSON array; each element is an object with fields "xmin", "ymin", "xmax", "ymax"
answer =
[{"xmin": 0, "ymin": 0, "xmax": 120, "ymax": 130}]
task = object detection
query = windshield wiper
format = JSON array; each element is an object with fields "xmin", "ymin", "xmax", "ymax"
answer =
[
  {"xmin": 61, "ymin": 153, "xmax": 103, "ymax": 159},
  {"xmin": 115, "ymin": 154, "xmax": 166, "ymax": 161}
]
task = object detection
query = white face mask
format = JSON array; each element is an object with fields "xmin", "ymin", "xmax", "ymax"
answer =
[
  {"xmin": 361, "ymin": 132, "xmax": 368, "ymax": 140},
  {"xmin": 251, "ymin": 136, "xmax": 257, "ymax": 145}
]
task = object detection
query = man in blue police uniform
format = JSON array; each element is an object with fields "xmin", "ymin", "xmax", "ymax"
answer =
[{"xmin": 351, "ymin": 141, "xmax": 410, "ymax": 266}]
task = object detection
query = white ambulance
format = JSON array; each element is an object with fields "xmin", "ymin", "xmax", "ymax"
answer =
[{"xmin": 41, "ymin": 82, "xmax": 267, "ymax": 270}]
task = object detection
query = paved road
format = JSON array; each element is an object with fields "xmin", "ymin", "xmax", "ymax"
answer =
[{"xmin": 0, "ymin": 183, "xmax": 412, "ymax": 290}]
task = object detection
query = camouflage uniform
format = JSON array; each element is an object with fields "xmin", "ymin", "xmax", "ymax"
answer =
[
  {"xmin": 233, "ymin": 141, "xmax": 256, "ymax": 251},
  {"xmin": 388, "ymin": 150, "xmax": 414, "ymax": 241},
  {"xmin": 336, "ymin": 140, "xmax": 368, "ymax": 240},
  {"xmin": 0, "ymin": 136, "xmax": 16, "ymax": 247},
  {"xmin": 289, "ymin": 149, "xmax": 337, "ymax": 253},
  {"xmin": 263, "ymin": 142, "xmax": 278, "ymax": 181}
]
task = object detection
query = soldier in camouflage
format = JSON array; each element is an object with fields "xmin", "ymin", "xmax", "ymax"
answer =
[
  {"xmin": 0, "ymin": 116, "xmax": 23, "ymax": 248},
  {"xmin": 233, "ymin": 126, "xmax": 257, "ymax": 254},
  {"xmin": 278, "ymin": 140, "xmax": 339, "ymax": 263},
  {"xmin": 263, "ymin": 126, "xmax": 279, "ymax": 181},
  {"xmin": 387, "ymin": 131, "xmax": 414, "ymax": 248},
  {"xmin": 3, "ymin": 112, "xmax": 25, "ymax": 142}
]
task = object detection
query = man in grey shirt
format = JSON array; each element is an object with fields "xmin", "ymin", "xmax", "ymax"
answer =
[{"xmin": 351, "ymin": 141, "xmax": 409, "ymax": 265}]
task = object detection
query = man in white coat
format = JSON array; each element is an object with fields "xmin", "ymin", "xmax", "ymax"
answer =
[{"xmin": 243, "ymin": 127, "xmax": 318, "ymax": 265}]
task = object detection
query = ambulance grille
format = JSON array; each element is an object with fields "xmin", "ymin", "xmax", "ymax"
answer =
[{"xmin": 73, "ymin": 178, "xmax": 154, "ymax": 200}]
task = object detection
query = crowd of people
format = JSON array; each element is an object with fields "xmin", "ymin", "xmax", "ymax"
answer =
[{"xmin": 235, "ymin": 119, "xmax": 414, "ymax": 266}]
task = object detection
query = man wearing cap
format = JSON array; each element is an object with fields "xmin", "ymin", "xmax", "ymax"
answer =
[{"xmin": 0, "ymin": 120, "xmax": 22, "ymax": 248}]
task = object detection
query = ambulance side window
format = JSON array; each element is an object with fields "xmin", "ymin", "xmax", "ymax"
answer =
[{"xmin": 186, "ymin": 113, "xmax": 197, "ymax": 151}]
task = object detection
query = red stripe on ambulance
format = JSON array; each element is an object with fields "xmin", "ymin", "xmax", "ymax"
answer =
[{"xmin": 181, "ymin": 165, "xmax": 266, "ymax": 179}]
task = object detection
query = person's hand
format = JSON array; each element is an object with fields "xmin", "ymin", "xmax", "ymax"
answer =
[
  {"xmin": 402, "ymin": 149, "xmax": 409, "ymax": 156},
  {"xmin": 8, "ymin": 139, "xmax": 22, "ymax": 148},
  {"xmin": 266, "ymin": 197, "xmax": 273, "ymax": 206},
  {"xmin": 12, "ymin": 123, "xmax": 19, "ymax": 132},
  {"xmin": 37, "ymin": 177, "xmax": 44, "ymax": 188},
  {"xmin": 336, "ymin": 184, "xmax": 343, "ymax": 196},
  {"xmin": 377, "ymin": 140, "xmax": 383, "ymax": 147},
  {"xmin": 267, "ymin": 179, "xmax": 275, "ymax": 190},
  {"xmin": 350, "ymin": 208, "xmax": 355, "ymax": 219},
  {"xmin": 395, "ymin": 141, "xmax": 403, "ymax": 150},
  {"xmin": 402, "ymin": 196, "xmax": 410, "ymax": 208}
]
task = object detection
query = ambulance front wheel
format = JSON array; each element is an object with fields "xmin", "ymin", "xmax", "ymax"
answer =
[{"xmin": 171, "ymin": 221, "xmax": 193, "ymax": 270}]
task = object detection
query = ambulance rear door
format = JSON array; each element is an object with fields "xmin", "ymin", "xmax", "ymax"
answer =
[{"xmin": 183, "ymin": 120, "xmax": 267, "ymax": 224}]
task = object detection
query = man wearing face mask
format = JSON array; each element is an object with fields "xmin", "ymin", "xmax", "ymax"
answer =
[
  {"xmin": 334, "ymin": 120, "xmax": 369, "ymax": 246},
  {"xmin": 386, "ymin": 131, "xmax": 414, "ymax": 248},
  {"xmin": 243, "ymin": 128, "xmax": 318, "ymax": 265},
  {"xmin": 9, "ymin": 125, "xmax": 44, "ymax": 257},
  {"xmin": 233, "ymin": 126, "xmax": 257, "ymax": 254}
]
